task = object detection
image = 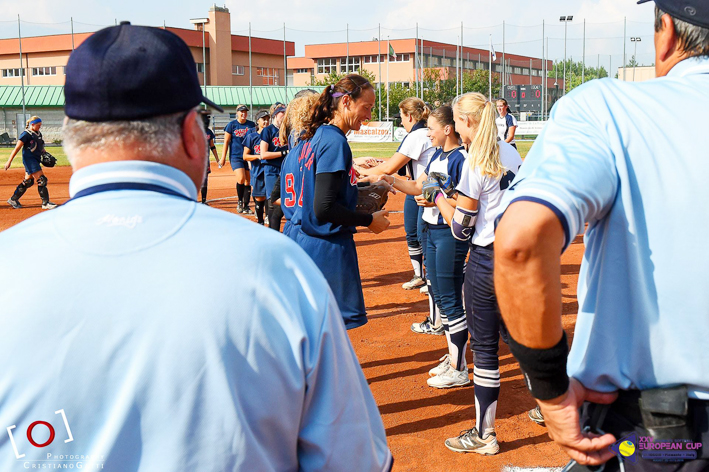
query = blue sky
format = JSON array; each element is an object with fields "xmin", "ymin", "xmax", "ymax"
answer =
[{"xmin": 0, "ymin": 0, "xmax": 658, "ymax": 69}]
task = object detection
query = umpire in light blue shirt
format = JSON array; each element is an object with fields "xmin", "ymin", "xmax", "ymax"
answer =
[
  {"xmin": 0, "ymin": 22, "xmax": 392, "ymax": 472},
  {"xmin": 494, "ymin": 1, "xmax": 709, "ymax": 471}
]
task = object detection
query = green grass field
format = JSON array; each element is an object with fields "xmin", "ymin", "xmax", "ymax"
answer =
[{"xmin": 0, "ymin": 141, "xmax": 533, "ymax": 169}]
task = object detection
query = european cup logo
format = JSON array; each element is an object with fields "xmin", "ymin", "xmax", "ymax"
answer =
[{"xmin": 610, "ymin": 432, "xmax": 638, "ymax": 463}]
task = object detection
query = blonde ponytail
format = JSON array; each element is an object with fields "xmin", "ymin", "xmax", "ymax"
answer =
[{"xmin": 453, "ymin": 93, "xmax": 503, "ymax": 178}]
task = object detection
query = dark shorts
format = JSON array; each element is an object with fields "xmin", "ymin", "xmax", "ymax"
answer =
[
  {"xmin": 251, "ymin": 172, "xmax": 266, "ymax": 197},
  {"xmin": 229, "ymin": 156, "xmax": 248, "ymax": 171},
  {"xmin": 264, "ymin": 166, "xmax": 281, "ymax": 200},
  {"xmin": 22, "ymin": 154, "xmax": 42, "ymax": 174},
  {"xmin": 295, "ymin": 230, "xmax": 367, "ymax": 330}
]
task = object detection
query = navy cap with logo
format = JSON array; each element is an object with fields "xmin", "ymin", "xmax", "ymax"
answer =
[
  {"xmin": 638, "ymin": 0, "xmax": 709, "ymax": 28},
  {"xmin": 236, "ymin": 105, "xmax": 249, "ymax": 112},
  {"xmin": 271, "ymin": 105, "xmax": 286, "ymax": 117},
  {"xmin": 64, "ymin": 21, "xmax": 223, "ymax": 122},
  {"xmin": 255, "ymin": 110, "xmax": 270, "ymax": 121}
]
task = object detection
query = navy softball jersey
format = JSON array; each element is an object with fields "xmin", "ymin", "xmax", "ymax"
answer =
[
  {"xmin": 295, "ymin": 124, "xmax": 366, "ymax": 330},
  {"xmin": 224, "ymin": 119, "xmax": 255, "ymax": 167},
  {"xmin": 18, "ymin": 130, "xmax": 44, "ymax": 174},
  {"xmin": 281, "ymin": 139, "xmax": 307, "ymax": 240},
  {"xmin": 244, "ymin": 131, "xmax": 266, "ymax": 197}
]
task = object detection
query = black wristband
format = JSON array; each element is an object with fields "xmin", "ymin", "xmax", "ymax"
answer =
[
  {"xmin": 507, "ymin": 332, "xmax": 570, "ymax": 401},
  {"xmin": 281, "ymin": 149, "xmax": 288, "ymax": 158}
]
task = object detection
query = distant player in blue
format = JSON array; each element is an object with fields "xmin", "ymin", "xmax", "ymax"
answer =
[
  {"xmin": 200, "ymin": 113, "xmax": 220, "ymax": 204},
  {"xmin": 220, "ymin": 104, "xmax": 255, "ymax": 214},
  {"xmin": 495, "ymin": 2, "xmax": 709, "ymax": 470},
  {"xmin": 259, "ymin": 104, "xmax": 288, "ymax": 230},
  {"xmin": 243, "ymin": 111, "xmax": 270, "ymax": 225},
  {"xmin": 4, "ymin": 115, "xmax": 57, "ymax": 209},
  {"xmin": 378, "ymin": 105, "xmax": 468, "ymax": 386},
  {"xmin": 295, "ymin": 75, "xmax": 390, "ymax": 330},
  {"xmin": 279, "ymin": 90, "xmax": 320, "ymax": 239}
]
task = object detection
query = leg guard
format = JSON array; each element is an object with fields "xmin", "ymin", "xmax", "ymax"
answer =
[
  {"xmin": 37, "ymin": 175, "xmax": 49, "ymax": 204},
  {"xmin": 11, "ymin": 177, "xmax": 34, "ymax": 201}
]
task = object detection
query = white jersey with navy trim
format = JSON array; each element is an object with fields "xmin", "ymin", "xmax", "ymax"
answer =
[
  {"xmin": 422, "ymin": 146, "xmax": 467, "ymax": 226},
  {"xmin": 397, "ymin": 123, "xmax": 435, "ymax": 180},
  {"xmin": 0, "ymin": 161, "xmax": 393, "ymax": 471},
  {"xmin": 499, "ymin": 56, "xmax": 709, "ymax": 399},
  {"xmin": 456, "ymin": 141, "xmax": 522, "ymax": 246},
  {"xmin": 495, "ymin": 114, "xmax": 517, "ymax": 144}
]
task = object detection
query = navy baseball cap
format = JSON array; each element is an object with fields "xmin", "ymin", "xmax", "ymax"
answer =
[
  {"xmin": 236, "ymin": 105, "xmax": 249, "ymax": 112},
  {"xmin": 272, "ymin": 105, "xmax": 286, "ymax": 117},
  {"xmin": 65, "ymin": 22, "xmax": 223, "ymax": 122},
  {"xmin": 255, "ymin": 110, "xmax": 270, "ymax": 120},
  {"xmin": 638, "ymin": 0, "xmax": 709, "ymax": 28}
]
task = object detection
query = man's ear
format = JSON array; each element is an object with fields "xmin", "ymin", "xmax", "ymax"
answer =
[
  {"xmin": 656, "ymin": 13, "xmax": 678, "ymax": 64},
  {"xmin": 181, "ymin": 110, "xmax": 203, "ymax": 161}
]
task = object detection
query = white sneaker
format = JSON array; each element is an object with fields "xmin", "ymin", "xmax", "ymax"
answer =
[
  {"xmin": 402, "ymin": 276, "xmax": 425, "ymax": 290},
  {"xmin": 7, "ymin": 198, "xmax": 22, "ymax": 209},
  {"xmin": 428, "ymin": 354, "xmax": 451, "ymax": 377},
  {"xmin": 41, "ymin": 201, "xmax": 58, "ymax": 210},
  {"xmin": 411, "ymin": 317, "xmax": 444, "ymax": 336},
  {"xmin": 427, "ymin": 365, "xmax": 470, "ymax": 389},
  {"xmin": 420, "ymin": 284, "xmax": 429, "ymax": 295},
  {"xmin": 445, "ymin": 427, "xmax": 499, "ymax": 455}
]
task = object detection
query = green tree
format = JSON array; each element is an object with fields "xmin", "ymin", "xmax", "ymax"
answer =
[{"xmin": 549, "ymin": 58, "xmax": 609, "ymax": 93}]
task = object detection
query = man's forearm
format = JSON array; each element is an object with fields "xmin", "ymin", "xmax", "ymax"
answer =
[{"xmin": 494, "ymin": 201, "xmax": 566, "ymax": 349}]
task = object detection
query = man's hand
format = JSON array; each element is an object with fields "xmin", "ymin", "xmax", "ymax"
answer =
[{"xmin": 537, "ymin": 378, "xmax": 618, "ymax": 466}]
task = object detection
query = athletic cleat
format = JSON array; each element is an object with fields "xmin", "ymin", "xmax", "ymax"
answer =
[
  {"xmin": 428, "ymin": 354, "xmax": 451, "ymax": 377},
  {"xmin": 7, "ymin": 198, "xmax": 22, "ymax": 209},
  {"xmin": 445, "ymin": 427, "xmax": 499, "ymax": 455},
  {"xmin": 420, "ymin": 284, "xmax": 429, "ymax": 295},
  {"xmin": 242, "ymin": 207, "xmax": 254, "ymax": 215},
  {"xmin": 411, "ymin": 317, "xmax": 444, "ymax": 336},
  {"xmin": 402, "ymin": 276, "xmax": 426, "ymax": 290},
  {"xmin": 528, "ymin": 405, "xmax": 545, "ymax": 425},
  {"xmin": 237, "ymin": 201, "xmax": 244, "ymax": 213},
  {"xmin": 41, "ymin": 201, "xmax": 57, "ymax": 210},
  {"xmin": 427, "ymin": 365, "xmax": 470, "ymax": 389}
]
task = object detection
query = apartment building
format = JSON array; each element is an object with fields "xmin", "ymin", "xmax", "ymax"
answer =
[{"xmin": 287, "ymin": 38, "xmax": 558, "ymax": 91}]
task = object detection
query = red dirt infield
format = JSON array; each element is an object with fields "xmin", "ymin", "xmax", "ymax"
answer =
[{"xmin": 1, "ymin": 164, "xmax": 583, "ymax": 471}]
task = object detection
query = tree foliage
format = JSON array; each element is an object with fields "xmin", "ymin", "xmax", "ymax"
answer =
[{"xmin": 548, "ymin": 58, "xmax": 609, "ymax": 92}]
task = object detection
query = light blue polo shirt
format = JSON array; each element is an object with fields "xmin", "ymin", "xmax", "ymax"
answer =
[
  {"xmin": 0, "ymin": 161, "xmax": 392, "ymax": 471},
  {"xmin": 501, "ymin": 56, "xmax": 709, "ymax": 399}
]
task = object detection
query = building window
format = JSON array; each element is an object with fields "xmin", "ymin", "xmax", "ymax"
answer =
[
  {"xmin": 232, "ymin": 65, "xmax": 244, "ymax": 75},
  {"xmin": 196, "ymin": 63, "xmax": 205, "ymax": 73},
  {"xmin": 2, "ymin": 68, "xmax": 24, "ymax": 78},
  {"xmin": 31, "ymin": 66, "xmax": 57, "ymax": 76},
  {"xmin": 340, "ymin": 56, "xmax": 361, "ymax": 73},
  {"xmin": 514, "ymin": 67, "xmax": 522, "ymax": 74},
  {"xmin": 295, "ymin": 68, "xmax": 310, "ymax": 74},
  {"xmin": 364, "ymin": 55, "xmax": 386, "ymax": 64},
  {"xmin": 257, "ymin": 67, "xmax": 279, "ymax": 85},
  {"xmin": 317, "ymin": 58, "xmax": 337, "ymax": 74},
  {"xmin": 389, "ymin": 53, "xmax": 410, "ymax": 63}
]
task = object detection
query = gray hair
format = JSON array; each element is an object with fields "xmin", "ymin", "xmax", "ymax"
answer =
[
  {"xmin": 655, "ymin": 7, "xmax": 709, "ymax": 57},
  {"xmin": 63, "ymin": 110, "xmax": 199, "ymax": 164}
]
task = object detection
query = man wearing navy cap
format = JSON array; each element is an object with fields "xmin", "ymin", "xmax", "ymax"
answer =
[
  {"xmin": 0, "ymin": 23, "xmax": 392, "ymax": 472},
  {"xmin": 495, "ymin": 1, "xmax": 709, "ymax": 470}
]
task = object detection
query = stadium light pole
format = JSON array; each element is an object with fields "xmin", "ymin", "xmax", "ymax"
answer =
[
  {"xmin": 631, "ymin": 37, "xmax": 641, "ymax": 82},
  {"xmin": 560, "ymin": 15, "xmax": 573, "ymax": 96}
]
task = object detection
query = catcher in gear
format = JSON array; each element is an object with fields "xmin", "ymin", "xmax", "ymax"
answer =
[{"xmin": 3, "ymin": 116, "xmax": 58, "ymax": 210}]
